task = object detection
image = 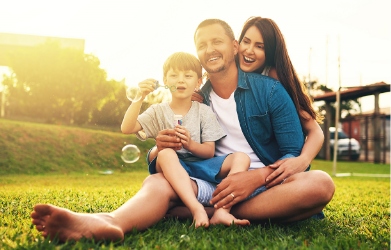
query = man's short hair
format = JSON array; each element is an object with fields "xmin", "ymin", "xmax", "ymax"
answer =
[
  {"xmin": 194, "ymin": 19, "xmax": 235, "ymax": 42},
  {"xmin": 163, "ymin": 52, "xmax": 202, "ymax": 78}
]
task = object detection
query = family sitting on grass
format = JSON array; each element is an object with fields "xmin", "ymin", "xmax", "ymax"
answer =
[{"xmin": 31, "ymin": 17, "xmax": 335, "ymax": 242}]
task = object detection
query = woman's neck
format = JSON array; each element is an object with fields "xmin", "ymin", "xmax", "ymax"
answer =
[{"xmin": 169, "ymin": 98, "xmax": 192, "ymax": 116}]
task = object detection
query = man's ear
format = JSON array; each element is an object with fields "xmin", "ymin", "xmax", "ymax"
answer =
[
  {"xmin": 233, "ymin": 40, "xmax": 239, "ymax": 56},
  {"xmin": 163, "ymin": 77, "xmax": 167, "ymax": 85},
  {"xmin": 196, "ymin": 78, "xmax": 202, "ymax": 90}
]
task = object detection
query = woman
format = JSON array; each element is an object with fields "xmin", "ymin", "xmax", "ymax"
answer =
[{"xmin": 236, "ymin": 16, "xmax": 324, "ymax": 186}]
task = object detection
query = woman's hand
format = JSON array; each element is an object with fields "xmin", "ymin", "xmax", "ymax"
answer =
[
  {"xmin": 265, "ymin": 156, "xmax": 309, "ymax": 188},
  {"xmin": 210, "ymin": 171, "xmax": 260, "ymax": 209}
]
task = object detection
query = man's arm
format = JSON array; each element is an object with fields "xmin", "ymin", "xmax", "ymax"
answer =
[{"xmin": 148, "ymin": 129, "xmax": 182, "ymax": 163}]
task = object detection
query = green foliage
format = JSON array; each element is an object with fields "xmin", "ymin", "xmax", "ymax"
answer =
[
  {"xmin": 0, "ymin": 164, "xmax": 389, "ymax": 249},
  {"xmin": 4, "ymin": 40, "xmax": 119, "ymax": 125},
  {"xmin": 0, "ymin": 119, "xmax": 155, "ymax": 175},
  {"xmin": 313, "ymin": 83, "xmax": 362, "ymax": 125}
]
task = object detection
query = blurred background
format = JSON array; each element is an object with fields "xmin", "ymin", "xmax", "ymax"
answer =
[{"xmin": 0, "ymin": 0, "xmax": 389, "ymax": 165}]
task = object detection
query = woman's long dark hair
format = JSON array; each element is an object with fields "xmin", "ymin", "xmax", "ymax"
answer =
[{"xmin": 238, "ymin": 17, "xmax": 323, "ymax": 124}]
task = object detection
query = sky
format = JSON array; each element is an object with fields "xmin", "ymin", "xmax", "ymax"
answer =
[{"xmin": 0, "ymin": 0, "xmax": 390, "ymax": 112}]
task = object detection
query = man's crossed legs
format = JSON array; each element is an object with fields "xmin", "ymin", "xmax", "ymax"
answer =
[{"xmin": 31, "ymin": 170, "xmax": 334, "ymax": 242}]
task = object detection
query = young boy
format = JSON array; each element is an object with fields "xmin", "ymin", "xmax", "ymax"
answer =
[{"xmin": 121, "ymin": 52, "xmax": 254, "ymax": 228}]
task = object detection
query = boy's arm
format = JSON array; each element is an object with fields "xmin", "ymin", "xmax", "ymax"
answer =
[
  {"xmin": 121, "ymin": 99, "xmax": 143, "ymax": 134},
  {"xmin": 175, "ymin": 125, "xmax": 215, "ymax": 159},
  {"xmin": 121, "ymin": 79, "xmax": 156, "ymax": 134},
  {"xmin": 187, "ymin": 141, "xmax": 215, "ymax": 159}
]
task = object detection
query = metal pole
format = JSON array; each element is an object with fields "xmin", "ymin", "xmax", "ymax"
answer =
[
  {"xmin": 332, "ymin": 36, "xmax": 342, "ymax": 176},
  {"xmin": 326, "ymin": 36, "xmax": 328, "ymax": 88},
  {"xmin": 333, "ymin": 87, "xmax": 340, "ymax": 176},
  {"xmin": 308, "ymin": 47, "xmax": 312, "ymax": 96}
]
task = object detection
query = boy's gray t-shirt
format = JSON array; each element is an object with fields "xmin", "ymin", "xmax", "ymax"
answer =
[{"xmin": 137, "ymin": 101, "xmax": 226, "ymax": 162}]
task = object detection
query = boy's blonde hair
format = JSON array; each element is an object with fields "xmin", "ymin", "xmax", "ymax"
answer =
[{"xmin": 163, "ymin": 52, "xmax": 202, "ymax": 78}]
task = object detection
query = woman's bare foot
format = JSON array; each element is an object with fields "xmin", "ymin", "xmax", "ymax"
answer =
[
  {"xmin": 190, "ymin": 204, "xmax": 210, "ymax": 228},
  {"xmin": 210, "ymin": 208, "xmax": 250, "ymax": 226},
  {"xmin": 31, "ymin": 204, "xmax": 124, "ymax": 242}
]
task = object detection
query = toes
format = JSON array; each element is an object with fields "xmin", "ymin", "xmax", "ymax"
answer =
[
  {"xmin": 36, "ymin": 225, "xmax": 45, "ymax": 231},
  {"xmin": 34, "ymin": 204, "xmax": 53, "ymax": 216},
  {"xmin": 31, "ymin": 212, "xmax": 40, "ymax": 219},
  {"xmin": 32, "ymin": 219, "xmax": 43, "ymax": 226},
  {"xmin": 234, "ymin": 219, "xmax": 250, "ymax": 227}
]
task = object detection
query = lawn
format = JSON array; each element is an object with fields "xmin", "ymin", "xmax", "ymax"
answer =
[
  {"xmin": 0, "ymin": 119, "xmax": 389, "ymax": 249},
  {"xmin": 1, "ymin": 160, "xmax": 389, "ymax": 250}
]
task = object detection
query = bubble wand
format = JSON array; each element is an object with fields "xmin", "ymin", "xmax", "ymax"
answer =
[{"xmin": 153, "ymin": 80, "xmax": 177, "ymax": 92}]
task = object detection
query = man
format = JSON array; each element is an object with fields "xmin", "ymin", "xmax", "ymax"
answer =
[
  {"xmin": 151, "ymin": 19, "xmax": 334, "ymax": 223},
  {"xmin": 31, "ymin": 19, "xmax": 334, "ymax": 242}
]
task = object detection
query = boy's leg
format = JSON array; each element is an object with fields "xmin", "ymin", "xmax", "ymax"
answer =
[
  {"xmin": 156, "ymin": 148, "xmax": 209, "ymax": 228},
  {"xmin": 31, "ymin": 173, "xmax": 195, "ymax": 242},
  {"xmin": 211, "ymin": 152, "xmax": 252, "ymax": 226}
]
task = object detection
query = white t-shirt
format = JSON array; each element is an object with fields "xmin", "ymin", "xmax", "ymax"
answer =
[{"xmin": 209, "ymin": 89, "xmax": 265, "ymax": 170}]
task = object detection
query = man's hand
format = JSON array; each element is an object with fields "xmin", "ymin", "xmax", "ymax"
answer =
[
  {"xmin": 191, "ymin": 91, "xmax": 204, "ymax": 103},
  {"xmin": 265, "ymin": 157, "xmax": 309, "ymax": 188},
  {"xmin": 156, "ymin": 129, "xmax": 182, "ymax": 152},
  {"xmin": 175, "ymin": 125, "xmax": 192, "ymax": 150},
  {"xmin": 210, "ymin": 171, "xmax": 259, "ymax": 209}
]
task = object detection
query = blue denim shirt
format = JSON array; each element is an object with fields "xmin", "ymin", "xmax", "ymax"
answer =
[{"xmin": 200, "ymin": 67, "xmax": 305, "ymax": 166}]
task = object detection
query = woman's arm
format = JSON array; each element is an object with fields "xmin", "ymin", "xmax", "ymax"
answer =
[{"xmin": 265, "ymin": 111, "xmax": 324, "ymax": 187}]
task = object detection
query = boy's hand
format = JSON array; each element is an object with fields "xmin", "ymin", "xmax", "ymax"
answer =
[
  {"xmin": 175, "ymin": 125, "xmax": 192, "ymax": 150},
  {"xmin": 136, "ymin": 79, "xmax": 157, "ymax": 101}
]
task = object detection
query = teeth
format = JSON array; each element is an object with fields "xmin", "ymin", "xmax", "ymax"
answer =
[
  {"xmin": 244, "ymin": 56, "xmax": 255, "ymax": 62},
  {"xmin": 208, "ymin": 57, "xmax": 219, "ymax": 61}
]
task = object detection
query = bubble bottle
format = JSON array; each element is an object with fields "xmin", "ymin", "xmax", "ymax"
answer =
[{"xmin": 173, "ymin": 115, "xmax": 183, "ymax": 126}]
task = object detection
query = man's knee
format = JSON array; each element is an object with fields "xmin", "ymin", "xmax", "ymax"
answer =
[{"xmin": 142, "ymin": 173, "xmax": 172, "ymax": 194}]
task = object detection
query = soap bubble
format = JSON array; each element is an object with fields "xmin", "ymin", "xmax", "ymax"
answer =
[
  {"xmin": 121, "ymin": 144, "xmax": 140, "ymax": 163},
  {"xmin": 126, "ymin": 86, "xmax": 142, "ymax": 102},
  {"xmin": 180, "ymin": 235, "xmax": 190, "ymax": 241}
]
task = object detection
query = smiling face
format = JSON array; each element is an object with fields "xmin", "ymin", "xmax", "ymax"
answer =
[
  {"xmin": 163, "ymin": 68, "xmax": 202, "ymax": 101},
  {"xmin": 194, "ymin": 23, "xmax": 238, "ymax": 74},
  {"xmin": 238, "ymin": 25, "xmax": 266, "ymax": 73}
]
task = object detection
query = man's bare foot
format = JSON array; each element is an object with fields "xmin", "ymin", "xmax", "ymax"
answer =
[
  {"xmin": 31, "ymin": 204, "xmax": 124, "ymax": 242},
  {"xmin": 190, "ymin": 204, "xmax": 210, "ymax": 228},
  {"xmin": 210, "ymin": 208, "xmax": 250, "ymax": 226}
]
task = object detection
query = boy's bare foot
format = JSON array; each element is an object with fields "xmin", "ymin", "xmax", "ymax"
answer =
[
  {"xmin": 190, "ymin": 205, "xmax": 210, "ymax": 228},
  {"xmin": 31, "ymin": 204, "xmax": 124, "ymax": 242},
  {"xmin": 210, "ymin": 208, "xmax": 250, "ymax": 226}
]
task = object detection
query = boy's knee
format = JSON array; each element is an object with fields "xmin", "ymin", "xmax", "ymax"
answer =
[
  {"xmin": 232, "ymin": 152, "xmax": 250, "ymax": 164},
  {"xmin": 158, "ymin": 148, "xmax": 176, "ymax": 158}
]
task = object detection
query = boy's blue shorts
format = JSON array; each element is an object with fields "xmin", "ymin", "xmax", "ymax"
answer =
[{"xmin": 148, "ymin": 154, "xmax": 230, "ymax": 184}]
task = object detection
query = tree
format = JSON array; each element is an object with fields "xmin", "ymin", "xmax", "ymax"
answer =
[
  {"xmin": 3, "ymin": 40, "xmax": 116, "ymax": 125},
  {"xmin": 313, "ymin": 82, "xmax": 361, "ymax": 126}
]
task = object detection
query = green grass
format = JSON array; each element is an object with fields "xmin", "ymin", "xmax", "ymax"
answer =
[
  {"xmin": 1, "ymin": 162, "xmax": 389, "ymax": 249},
  {"xmin": 0, "ymin": 119, "xmax": 389, "ymax": 249},
  {"xmin": 0, "ymin": 119, "xmax": 155, "ymax": 175}
]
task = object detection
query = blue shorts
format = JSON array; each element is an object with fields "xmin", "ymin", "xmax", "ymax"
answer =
[
  {"xmin": 191, "ymin": 176, "xmax": 268, "ymax": 207},
  {"xmin": 149, "ymin": 154, "xmax": 230, "ymax": 184}
]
